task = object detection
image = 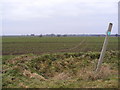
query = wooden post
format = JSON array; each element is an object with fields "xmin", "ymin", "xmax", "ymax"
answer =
[{"xmin": 95, "ymin": 23, "xmax": 113, "ymax": 72}]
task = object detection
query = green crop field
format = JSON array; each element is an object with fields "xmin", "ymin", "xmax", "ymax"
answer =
[
  {"xmin": 2, "ymin": 36, "xmax": 119, "ymax": 88},
  {"xmin": 2, "ymin": 36, "xmax": 118, "ymax": 55}
]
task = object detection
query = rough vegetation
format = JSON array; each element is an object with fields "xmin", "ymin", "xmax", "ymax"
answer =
[{"xmin": 2, "ymin": 51, "xmax": 118, "ymax": 88}]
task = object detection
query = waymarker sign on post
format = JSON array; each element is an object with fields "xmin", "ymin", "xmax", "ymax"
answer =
[{"xmin": 95, "ymin": 23, "xmax": 113, "ymax": 72}]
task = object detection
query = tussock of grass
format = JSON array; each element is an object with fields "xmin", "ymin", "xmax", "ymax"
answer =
[{"xmin": 2, "ymin": 51, "xmax": 118, "ymax": 88}]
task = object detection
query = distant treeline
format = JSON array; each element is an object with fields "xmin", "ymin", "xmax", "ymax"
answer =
[{"xmin": 3, "ymin": 34, "xmax": 120, "ymax": 37}]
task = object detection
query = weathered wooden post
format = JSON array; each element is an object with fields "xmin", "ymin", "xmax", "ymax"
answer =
[{"xmin": 95, "ymin": 23, "xmax": 113, "ymax": 72}]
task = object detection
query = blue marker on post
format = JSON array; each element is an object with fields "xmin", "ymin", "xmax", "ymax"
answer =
[{"xmin": 107, "ymin": 31, "xmax": 111, "ymax": 36}]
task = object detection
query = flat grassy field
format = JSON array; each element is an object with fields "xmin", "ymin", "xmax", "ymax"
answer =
[
  {"xmin": 2, "ymin": 36, "xmax": 118, "ymax": 55},
  {"xmin": 2, "ymin": 36, "xmax": 119, "ymax": 88}
]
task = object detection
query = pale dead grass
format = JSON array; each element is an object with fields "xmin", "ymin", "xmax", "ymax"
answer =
[
  {"xmin": 23, "ymin": 69, "xmax": 46, "ymax": 81},
  {"xmin": 52, "ymin": 72, "xmax": 71, "ymax": 80},
  {"xmin": 77, "ymin": 65, "xmax": 118, "ymax": 81},
  {"xmin": 8, "ymin": 55, "xmax": 36, "ymax": 64}
]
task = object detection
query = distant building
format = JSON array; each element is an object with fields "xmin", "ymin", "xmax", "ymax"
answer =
[
  {"xmin": 39, "ymin": 34, "xmax": 42, "ymax": 37},
  {"xmin": 31, "ymin": 34, "xmax": 35, "ymax": 36}
]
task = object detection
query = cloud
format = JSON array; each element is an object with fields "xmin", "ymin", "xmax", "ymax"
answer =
[
  {"xmin": 2, "ymin": 0, "xmax": 118, "ymax": 21},
  {"xmin": 2, "ymin": 0, "xmax": 118, "ymax": 35}
]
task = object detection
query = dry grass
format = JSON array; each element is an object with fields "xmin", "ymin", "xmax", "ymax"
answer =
[
  {"xmin": 2, "ymin": 51, "xmax": 118, "ymax": 88},
  {"xmin": 52, "ymin": 72, "xmax": 71, "ymax": 80},
  {"xmin": 23, "ymin": 69, "xmax": 46, "ymax": 80},
  {"xmin": 77, "ymin": 64, "xmax": 118, "ymax": 81}
]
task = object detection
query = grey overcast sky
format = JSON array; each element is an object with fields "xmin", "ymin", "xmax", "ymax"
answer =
[{"xmin": 1, "ymin": 0, "xmax": 119, "ymax": 35}]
